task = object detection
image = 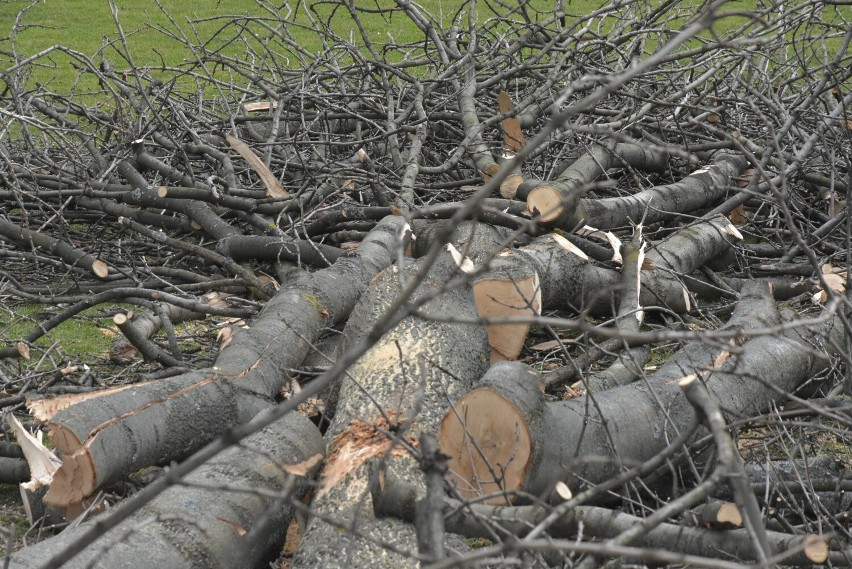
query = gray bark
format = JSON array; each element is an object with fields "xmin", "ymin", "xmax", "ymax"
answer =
[{"xmin": 9, "ymin": 411, "xmax": 324, "ymax": 569}]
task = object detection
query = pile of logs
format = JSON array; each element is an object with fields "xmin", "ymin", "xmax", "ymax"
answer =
[{"xmin": 0, "ymin": 0, "xmax": 850, "ymax": 567}]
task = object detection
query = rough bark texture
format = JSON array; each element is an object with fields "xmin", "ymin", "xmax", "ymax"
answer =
[
  {"xmin": 528, "ymin": 315, "xmax": 844, "ymax": 496},
  {"xmin": 1, "ymin": 2, "xmax": 849, "ymax": 566},
  {"xmin": 293, "ymin": 224, "xmax": 498, "ymax": 568},
  {"xmin": 442, "ymin": 283, "xmax": 844, "ymax": 501},
  {"xmin": 35, "ymin": 216, "xmax": 405, "ymax": 507},
  {"xmin": 8, "ymin": 411, "xmax": 324, "ymax": 569}
]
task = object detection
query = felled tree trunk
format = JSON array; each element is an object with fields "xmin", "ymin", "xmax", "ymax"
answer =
[
  {"xmin": 20, "ymin": 216, "xmax": 406, "ymax": 510},
  {"xmin": 292, "ymin": 224, "xmax": 500, "ymax": 568},
  {"xmin": 570, "ymin": 152, "xmax": 748, "ymax": 229},
  {"xmin": 440, "ymin": 282, "xmax": 844, "ymax": 501},
  {"xmin": 526, "ymin": 142, "xmax": 668, "ymax": 226},
  {"xmin": 495, "ymin": 214, "xmax": 741, "ymax": 318},
  {"xmin": 9, "ymin": 411, "xmax": 324, "ymax": 569}
]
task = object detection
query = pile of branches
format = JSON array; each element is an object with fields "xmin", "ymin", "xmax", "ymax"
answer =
[{"xmin": 0, "ymin": 0, "xmax": 851, "ymax": 567}]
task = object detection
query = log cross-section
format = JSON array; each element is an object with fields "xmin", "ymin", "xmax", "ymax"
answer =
[
  {"xmin": 440, "ymin": 361, "xmax": 542, "ymax": 504},
  {"xmin": 473, "ymin": 255, "xmax": 541, "ymax": 361}
]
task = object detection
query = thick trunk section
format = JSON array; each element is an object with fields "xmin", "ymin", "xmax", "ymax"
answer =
[
  {"xmin": 472, "ymin": 256, "xmax": 541, "ymax": 361},
  {"xmin": 9, "ymin": 411, "xmax": 324, "ymax": 569},
  {"xmin": 293, "ymin": 226, "xmax": 496, "ymax": 569},
  {"xmin": 441, "ymin": 283, "xmax": 843, "ymax": 501}
]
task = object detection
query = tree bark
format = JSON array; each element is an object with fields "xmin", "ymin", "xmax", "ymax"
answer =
[
  {"xmin": 20, "ymin": 216, "xmax": 406, "ymax": 509},
  {"xmin": 371, "ymin": 468, "xmax": 839, "ymax": 565},
  {"xmin": 441, "ymin": 282, "xmax": 844, "ymax": 501},
  {"xmin": 572, "ymin": 152, "xmax": 749, "ymax": 229},
  {"xmin": 8, "ymin": 411, "xmax": 324, "ymax": 569},
  {"xmin": 526, "ymin": 142, "xmax": 668, "ymax": 226},
  {"xmin": 292, "ymin": 224, "xmax": 499, "ymax": 568}
]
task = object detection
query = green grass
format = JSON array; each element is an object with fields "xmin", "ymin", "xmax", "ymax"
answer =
[
  {"xmin": 0, "ymin": 302, "xmax": 115, "ymax": 363},
  {"xmin": 2, "ymin": 0, "xmax": 847, "ymax": 96},
  {"xmin": 0, "ymin": 1, "xmax": 605, "ymax": 94}
]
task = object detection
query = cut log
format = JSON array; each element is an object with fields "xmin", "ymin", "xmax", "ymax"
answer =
[
  {"xmin": 683, "ymin": 501, "xmax": 743, "ymax": 529},
  {"xmin": 491, "ymin": 214, "xmax": 739, "ymax": 318},
  {"xmin": 109, "ymin": 293, "xmax": 230, "ymax": 364},
  {"xmin": 526, "ymin": 142, "xmax": 668, "ymax": 226},
  {"xmin": 293, "ymin": 224, "xmax": 496, "ymax": 569},
  {"xmin": 112, "ymin": 312, "xmax": 185, "ymax": 368},
  {"xmin": 215, "ymin": 234, "xmax": 344, "ymax": 266},
  {"xmin": 472, "ymin": 256, "xmax": 541, "ymax": 361},
  {"xmin": 0, "ymin": 218, "xmax": 109, "ymax": 279},
  {"xmin": 18, "ymin": 216, "xmax": 406, "ymax": 509},
  {"xmin": 9, "ymin": 411, "xmax": 324, "ymax": 569},
  {"xmin": 440, "ymin": 289, "xmax": 843, "ymax": 502},
  {"xmin": 440, "ymin": 361, "xmax": 542, "ymax": 504},
  {"xmin": 570, "ymin": 152, "xmax": 749, "ymax": 229}
]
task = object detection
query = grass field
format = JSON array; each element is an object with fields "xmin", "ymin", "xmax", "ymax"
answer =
[
  {"xmin": 1, "ymin": 1, "xmax": 847, "ymax": 96},
  {"xmin": 0, "ymin": 1, "xmax": 572, "ymax": 93}
]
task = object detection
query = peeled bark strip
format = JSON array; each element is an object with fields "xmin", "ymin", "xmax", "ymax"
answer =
[
  {"xmin": 10, "ymin": 411, "xmax": 324, "ymax": 569},
  {"xmin": 225, "ymin": 133, "xmax": 289, "ymax": 198},
  {"xmin": 293, "ymin": 228, "xmax": 495, "ymax": 568},
  {"xmin": 441, "ymin": 290, "xmax": 842, "ymax": 502},
  {"xmin": 526, "ymin": 142, "xmax": 668, "ymax": 225},
  {"xmin": 26, "ymin": 216, "xmax": 405, "ymax": 509}
]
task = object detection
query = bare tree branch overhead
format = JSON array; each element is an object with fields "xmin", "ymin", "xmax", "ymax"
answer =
[{"xmin": 1, "ymin": 0, "xmax": 851, "ymax": 567}]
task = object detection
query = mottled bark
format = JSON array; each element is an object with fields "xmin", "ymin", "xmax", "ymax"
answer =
[
  {"xmin": 293, "ymin": 225, "xmax": 497, "ymax": 569},
  {"xmin": 9, "ymin": 411, "xmax": 324, "ymax": 569},
  {"xmin": 24, "ymin": 216, "xmax": 405, "ymax": 508}
]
